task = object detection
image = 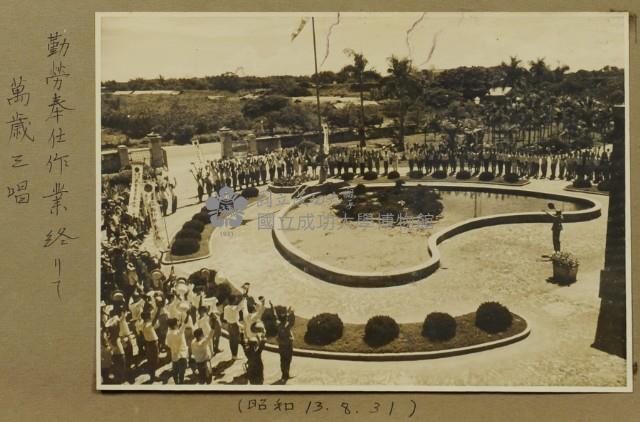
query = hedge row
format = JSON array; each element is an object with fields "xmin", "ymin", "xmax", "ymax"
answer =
[
  {"xmin": 170, "ymin": 209, "xmax": 212, "ymax": 256},
  {"xmin": 301, "ymin": 302, "xmax": 514, "ymax": 348}
]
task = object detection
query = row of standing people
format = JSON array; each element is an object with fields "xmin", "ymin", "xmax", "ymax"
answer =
[{"xmin": 403, "ymin": 144, "xmax": 613, "ymax": 181}]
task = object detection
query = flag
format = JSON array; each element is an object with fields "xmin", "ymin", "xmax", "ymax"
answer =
[
  {"xmin": 127, "ymin": 163, "xmax": 144, "ymax": 218},
  {"xmin": 291, "ymin": 18, "xmax": 307, "ymax": 42},
  {"xmin": 192, "ymin": 138, "xmax": 205, "ymax": 165}
]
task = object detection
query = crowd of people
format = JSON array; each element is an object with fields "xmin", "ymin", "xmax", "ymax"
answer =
[
  {"xmin": 402, "ymin": 143, "xmax": 613, "ymax": 182},
  {"xmin": 100, "ymin": 262, "xmax": 296, "ymax": 385},
  {"xmin": 190, "ymin": 148, "xmax": 324, "ymax": 201},
  {"xmin": 189, "ymin": 141, "xmax": 612, "ymax": 203}
]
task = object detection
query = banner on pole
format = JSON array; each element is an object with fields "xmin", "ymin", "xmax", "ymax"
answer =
[
  {"xmin": 322, "ymin": 123, "xmax": 330, "ymax": 155},
  {"xmin": 142, "ymin": 182, "xmax": 169, "ymax": 250},
  {"xmin": 127, "ymin": 163, "xmax": 144, "ymax": 218}
]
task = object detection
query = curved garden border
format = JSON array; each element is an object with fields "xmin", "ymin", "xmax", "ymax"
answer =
[
  {"xmin": 564, "ymin": 185, "xmax": 609, "ymax": 197},
  {"xmin": 215, "ymin": 320, "xmax": 530, "ymax": 361},
  {"xmin": 272, "ymin": 181, "xmax": 602, "ymax": 287},
  {"xmin": 268, "ymin": 184, "xmax": 300, "ymax": 194}
]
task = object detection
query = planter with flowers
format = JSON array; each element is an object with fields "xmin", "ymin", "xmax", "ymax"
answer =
[{"xmin": 550, "ymin": 251, "xmax": 579, "ymax": 284}]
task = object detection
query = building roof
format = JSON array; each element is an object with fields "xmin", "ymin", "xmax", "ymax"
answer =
[
  {"xmin": 488, "ymin": 87, "xmax": 513, "ymax": 97},
  {"xmin": 131, "ymin": 90, "xmax": 181, "ymax": 95}
]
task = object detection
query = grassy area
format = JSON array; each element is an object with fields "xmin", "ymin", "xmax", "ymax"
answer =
[
  {"xmin": 265, "ymin": 312, "xmax": 527, "ymax": 354},
  {"xmin": 164, "ymin": 223, "xmax": 214, "ymax": 263}
]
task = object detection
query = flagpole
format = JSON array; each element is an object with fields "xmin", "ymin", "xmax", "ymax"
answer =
[{"xmin": 311, "ymin": 17, "xmax": 322, "ymax": 131}]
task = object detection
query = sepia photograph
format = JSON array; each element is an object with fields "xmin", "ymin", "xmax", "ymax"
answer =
[{"xmin": 96, "ymin": 12, "xmax": 631, "ymax": 391}]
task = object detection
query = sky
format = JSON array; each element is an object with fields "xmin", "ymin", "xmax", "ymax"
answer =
[{"xmin": 100, "ymin": 12, "xmax": 627, "ymax": 82}]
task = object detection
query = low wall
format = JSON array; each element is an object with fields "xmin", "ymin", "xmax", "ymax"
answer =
[
  {"xmin": 101, "ymin": 146, "xmax": 168, "ymax": 174},
  {"xmin": 262, "ymin": 324, "xmax": 531, "ymax": 362},
  {"xmin": 272, "ymin": 182, "xmax": 602, "ymax": 288}
]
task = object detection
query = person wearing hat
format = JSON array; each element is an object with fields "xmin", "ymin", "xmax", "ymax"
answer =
[
  {"xmin": 141, "ymin": 301, "xmax": 163, "ymax": 384},
  {"xmin": 223, "ymin": 294, "xmax": 246, "ymax": 360},
  {"xmin": 149, "ymin": 269, "xmax": 165, "ymax": 292},
  {"xmin": 270, "ymin": 301, "xmax": 296, "ymax": 381},
  {"xmin": 195, "ymin": 301, "xmax": 213, "ymax": 353},
  {"xmin": 128, "ymin": 292, "xmax": 146, "ymax": 360},
  {"xmin": 165, "ymin": 315, "xmax": 189, "ymax": 385},
  {"xmin": 191, "ymin": 327, "xmax": 214, "ymax": 384},
  {"xmin": 242, "ymin": 321, "xmax": 266, "ymax": 385},
  {"xmin": 103, "ymin": 320, "xmax": 127, "ymax": 384},
  {"xmin": 544, "ymin": 204, "xmax": 564, "ymax": 252},
  {"xmin": 123, "ymin": 261, "xmax": 141, "ymax": 304}
]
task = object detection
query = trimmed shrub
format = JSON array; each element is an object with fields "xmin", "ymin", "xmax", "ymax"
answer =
[
  {"xmin": 572, "ymin": 178, "xmax": 592, "ymax": 188},
  {"xmin": 170, "ymin": 238, "xmax": 199, "ymax": 256},
  {"xmin": 340, "ymin": 172, "xmax": 355, "ymax": 181},
  {"xmin": 242, "ymin": 186, "xmax": 259, "ymax": 198},
  {"xmin": 408, "ymin": 170, "xmax": 424, "ymax": 179},
  {"xmin": 183, "ymin": 220, "xmax": 205, "ymax": 233},
  {"xmin": 387, "ymin": 170, "xmax": 400, "ymax": 180},
  {"xmin": 475, "ymin": 302, "xmax": 513, "ymax": 334},
  {"xmin": 305, "ymin": 313, "xmax": 344, "ymax": 345},
  {"xmin": 503, "ymin": 173, "xmax": 520, "ymax": 183},
  {"xmin": 363, "ymin": 171, "xmax": 378, "ymax": 180},
  {"xmin": 422, "ymin": 312, "xmax": 457, "ymax": 341},
  {"xmin": 478, "ymin": 171, "xmax": 495, "ymax": 181},
  {"xmin": 175, "ymin": 228, "xmax": 202, "ymax": 241},
  {"xmin": 431, "ymin": 170, "xmax": 447, "ymax": 179},
  {"xmin": 456, "ymin": 170, "xmax": 471, "ymax": 180},
  {"xmin": 597, "ymin": 180, "xmax": 611, "ymax": 192},
  {"xmin": 261, "ymin": 305, "xmax": 288, "ymax": 337},
  {"xmin": 353, "ymin": 184, "xmax": 366, "ymax": 196},
  {"xmin": 364, "ymin": 315, "xmax": 400, "ymax": 347},
  {"xmin": 192, "ymin": 212, "xmax": 211, "ymax": 225}
]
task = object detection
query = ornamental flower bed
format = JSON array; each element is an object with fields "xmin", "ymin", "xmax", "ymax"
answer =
[{"xmin": 272, "ymin": 174, "xmax": 314, "ymax": 187}]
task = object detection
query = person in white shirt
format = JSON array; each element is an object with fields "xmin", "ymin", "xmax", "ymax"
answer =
[
  {"xmin": 191, "ymin": 328, "xmax": 215, "ymax": 384},
  {"xmin": 141, "ymin": 305, "xmax": 161, "ymax": 383},
  {"xmin": 223, "ymin": 295, "xmax": 246, "ymax": 360},
  {"xmin": 243, "ymin": 296, "xmax": 266, "ymax": 342},
  {"xmin": 165, "ymin": 315, "xmax": 189, "ymax": 384},
  {"xmin": 128, "ymin": 293, "xmax": 145, "ymax": 324}
]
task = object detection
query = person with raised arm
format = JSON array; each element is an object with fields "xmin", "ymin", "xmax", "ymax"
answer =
[
  {"xmin": 165, "ymin": 313, "xmax": 189, "ymax": 384},
  {"xmin": 544, "ymin": 203, "xmax": 564, "ymax": 252},
  {"xmin": 270, "ymin": 301, "xmax": 296, "ymax": 381}
]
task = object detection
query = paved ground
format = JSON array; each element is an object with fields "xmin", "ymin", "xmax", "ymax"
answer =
[{"xmin": 131, "ymin": 143, "xmax": 626, "ymax": 388}]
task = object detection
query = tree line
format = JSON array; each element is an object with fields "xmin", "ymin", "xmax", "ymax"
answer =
[{"xmin": 101, "ymin": 54, "xmax": 623, "ymax": 150}]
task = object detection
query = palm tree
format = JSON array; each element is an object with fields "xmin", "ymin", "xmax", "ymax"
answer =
[
  {"xmin": 383, "ymin": 56, "xmax": 419, "ymax": 151},
  {"xmin": 344, "ymin": 50, "xmax": 369, "ymax": 147},
  {"xmin": 529, "ymin": 58, "xmax": 551, "ymax": 86},
  {"xmin": 499, "ymin": 56, "xmax": 526, "ymax": 90},
  {"xmin": 552, "ymin": 65, "xmax": 570, "ymax": 83}
]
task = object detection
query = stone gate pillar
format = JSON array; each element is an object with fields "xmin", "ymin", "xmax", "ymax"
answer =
[
  {"xmin": 117, "ymin": 145, "xmax": 129, "ymax": 170},
  {"xmin": 247, "ymin": 132, "xmax": 257, "ymax": 155},
  {"xmin": 148, "ymin": 133, "xmax": 164, "ymax": 168},
  {"xmin": 219, "ymin": 127, "xmax": 233, "ymax": 159}
]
